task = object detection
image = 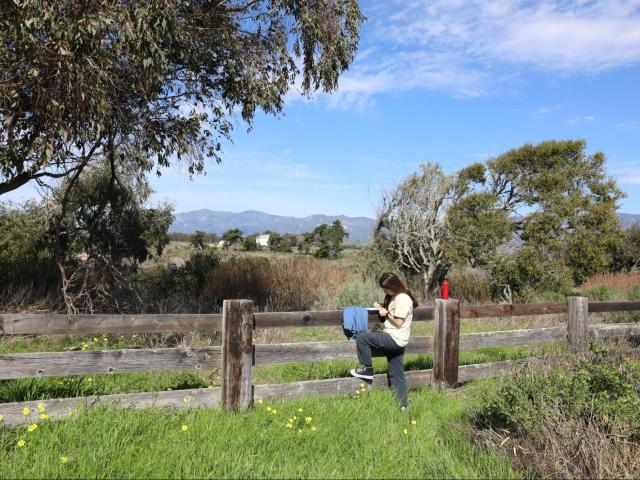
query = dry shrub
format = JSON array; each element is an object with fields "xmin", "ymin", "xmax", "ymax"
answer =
[
  {"xmin": 480, "ymin": 405, "xmax": 640, "ymax": 479},
  {"xmin": 581, "ymin": 271, "xmax": 640, "ymax": 291},
  {"xmin": 203, "ymin": 255, "xmax": 355, "ymax": 312},
  {"xmin": 0, "ymin": 285, "xmax": 63, "ymax": 313},
  {"xmin": 473, "ymin": 344, "xmax": 640, "ymax": 479},
  {"xmin": 446, "ymin": 267, "xmax": 493, "ymax": 304}
]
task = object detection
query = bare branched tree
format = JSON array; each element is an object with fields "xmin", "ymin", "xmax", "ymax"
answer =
[{"xmin": 376, "ymin": 163, "xmax": 459, "ymax": 299}]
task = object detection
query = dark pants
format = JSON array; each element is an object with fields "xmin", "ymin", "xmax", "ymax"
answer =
[{"xmin": 356, "ymin": 331, "xmax": 408, "ymax": 408}]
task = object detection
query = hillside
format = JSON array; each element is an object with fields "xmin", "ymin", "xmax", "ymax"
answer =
[{"xmin": 170, "ymin": 209, "xmax": 377, "ymax": 243}]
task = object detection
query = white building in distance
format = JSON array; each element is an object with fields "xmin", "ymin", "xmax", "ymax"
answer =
[{"xmin": 256, "ymin": 233, "xmax": 270, "ymax": 248}]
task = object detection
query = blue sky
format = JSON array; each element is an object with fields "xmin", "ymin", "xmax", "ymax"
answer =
[{"xmin": 6, "ymin": 0, "xmax": 640, "ymax": 219}]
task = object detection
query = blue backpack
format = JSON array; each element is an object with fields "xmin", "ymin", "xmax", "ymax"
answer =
[{"xmin": 342, "ymin": 306, "xmax": 369, "ymax": 340}]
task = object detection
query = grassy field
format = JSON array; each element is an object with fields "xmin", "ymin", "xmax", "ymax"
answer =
[
  {"xmin": 0, "ymin": 315, "xmax": 567, "ymax": 404},
  {"xmin": 0, "ymin": 381, "xmax": 521, "ymax": 479}
]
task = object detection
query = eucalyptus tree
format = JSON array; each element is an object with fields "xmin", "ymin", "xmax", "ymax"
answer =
[{"xmin": 0, "ymin": 0, "xmax": 363, "ymax": 196}]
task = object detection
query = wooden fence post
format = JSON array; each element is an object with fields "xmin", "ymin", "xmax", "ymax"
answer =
[
  {"xmin": 567, "ymin": 296, "xmax": 589, "ymax": 354},
  {"xmin": 432, "ymin": 298, "xmax": 460, "ymax": 390},
  {"xmin": 221, "ymin": 299, "xmax": 254, "ymax": 410}
]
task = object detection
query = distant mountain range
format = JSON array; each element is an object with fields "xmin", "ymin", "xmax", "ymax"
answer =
[
  {"xmin": 170, "ymin": 210, "xmax": 640, "ymax": 244},
  {"xmin": 170, "ymin": 209, "xmax": 377, "ymax": 243},
  {"xmin": 618, "ymin": 213, "xmax": 640, "ymax": 229}
]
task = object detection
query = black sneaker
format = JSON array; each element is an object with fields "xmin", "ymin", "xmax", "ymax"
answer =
[{"xmin": 349, "ymin": 366, "xmax": 374, "ymax": 380}]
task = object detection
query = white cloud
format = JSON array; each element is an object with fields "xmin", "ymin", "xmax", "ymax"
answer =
[
  {"xmin": 610, "ymin": 165, "xmax": 640, "ymax": 185},
  {"xmin": 310, "ymin": 0, "xmax": 640, "ymax": 108},
  {"xmin": 147, "ymin": 149, "xmax": 375, "ymax": 216},
  {"xmin": 617, "ymin": 120, "xmax": 640, "ymax": 131},
  {"xmin": 568, "ymin": 114, "xmax": 597, "ymax": 123}
]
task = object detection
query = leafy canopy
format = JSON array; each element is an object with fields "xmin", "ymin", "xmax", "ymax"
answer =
[
  {"xmin": 0, "ymin": 0, "xmax": 363, "ymax": 195},
  {"xmin": 449, "ymin": 139, "xmax": 625, "ymax": 294}
]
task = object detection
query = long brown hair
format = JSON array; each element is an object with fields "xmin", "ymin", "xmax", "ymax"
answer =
[{"xmin": 378, "ymin": 272, "xmax": 419, "ymax": 308}]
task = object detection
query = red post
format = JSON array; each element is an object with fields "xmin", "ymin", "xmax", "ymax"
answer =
[{"xmin": 441, "ymin": 280, "xmax": 449, "ymax": 300}]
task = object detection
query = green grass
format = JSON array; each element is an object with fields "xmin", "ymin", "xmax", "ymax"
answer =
[
  {"xmin": 0, "ymin": 342, "xmax": 565, "ymax": 404},
  {"xmin": 0, "ymin": 385, "xmax": 520, "ymax": 479},
  {"xmin": 0, "ymin": 317, "xmax": 567, "ymax": 404}
]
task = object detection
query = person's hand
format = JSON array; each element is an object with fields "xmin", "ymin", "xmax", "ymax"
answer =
[{"xmin": 377, "ymin": 307, "xmax": 389, "ymax": 318}]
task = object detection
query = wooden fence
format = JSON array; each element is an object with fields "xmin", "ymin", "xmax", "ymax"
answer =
[{"xmin": 1, "ymin": 297, "xmax": 639, "ymax": 426}]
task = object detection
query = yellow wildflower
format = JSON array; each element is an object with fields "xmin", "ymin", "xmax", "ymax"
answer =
[
  {"xmin": 37, "ymin": 404, "xmax": 46, "ymax": 412},
  {"xmin": 60, "ymin": 456, "xmax": 69, "ymax": 464},
  {"xmin": 298, "ymin": 429, "xmax": 302, "ymax": 433},
  {"xmin": 257, "ymin": 399, "xmax": 263, "ymax": 405},
  {"xmin": 311, "ymin": 426, "xmax": 317, "ymax": 432},
  {"xmin": 93, "ymin": 337, "xmax": 98, "ymax": 342},
  {"xmin": 0, "ymin": 415, "xmax": 4, "ymax": 421},
  {"xmin": 360, "ymin": 383, "xmax": 366, "ymax": 388},
  {"xmin": 297, "ymin": 408, "xmax": 303, "ymax": 413},
  {"xmin": 266, "ymin": 406, "xmax": 272, "ymax": 412},
  {"xmin": 27, "ymin": 423, "xmax": 38, "ymax": 432},
  {"xmin": 403, "ymin": 429, "xmax": 408, "ymax": 435},
  {"xmin": 182, "ymin": 398, "xmax": 189, "ymax": 404},
  {"xmin": 40, "ymin": 413, "xmax": 49, "ymax": 420},
  {"xmin": 22, "ymin": 407, "xmax": 30, "ymax": 416},
  {"xmin": 181, "ymin": 425, "xmax": 188, "ymax": 432},
  {"xmin": 293, "ymin": 416, "xmax": 297, "ymax": 420},
  {"xmin": 271, "ymin": 409, "xmax": 277, "ymax": 415},
  {"xmin": 286, "ymin": 423, "xmax": 293, "ymax": 429},
  {"xmin": 305, "ymin": 416, "xmax": 313, "ymax": 424},
  {"xmin": 17, "ymin": 439, "xmax": 26, "ymax": 447},
  {"xmin": 411, "ymin": 420, "xmax": 417, "ymax": 427},
  {"xmin": 207, "ymin": 385, "xmax": 213, "ymax": 389}
]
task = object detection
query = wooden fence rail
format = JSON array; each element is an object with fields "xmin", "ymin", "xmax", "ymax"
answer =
[
  {"xmin": 1, "ymin": 297, "xmax": 639, "ymax": 425},
  {"xmin": 2, "ymin": 301, "xmax": 639, "ymax": 336}
]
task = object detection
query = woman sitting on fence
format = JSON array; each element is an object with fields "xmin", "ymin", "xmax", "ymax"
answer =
[{"xmin": 350, "ymin": 272, "xmax": 418, "ymax": 410}]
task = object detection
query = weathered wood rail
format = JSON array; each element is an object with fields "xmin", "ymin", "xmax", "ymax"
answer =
[{"xmin": 1, "ymin": 297, "xmax": 639, "ymax": 426}]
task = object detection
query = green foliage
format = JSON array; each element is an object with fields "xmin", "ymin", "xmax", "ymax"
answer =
[
  {"xmin": 0, "ymin": 201, "xmax": 58, "ymax": 290},
  {"xmin": 298, "ymin": 232, "xmax": 315, "ymax": 255},
  {"xmin": 351, "ymin": 243, "xmax": 398, "ymax": 281},
  {"xmin": 584, "ymin": 284, "xmax": 614, "ymax": 301},
  {"xmin": 627, "ymin": 284, "xmax": 640, "ymax": 301},
  {"xmin": 610, "ymin": 225, "xmax": 640, "ymax": 272},
  {"xmin": 490, "ymin": 248, "xmax": 573, "ymax": 302},
  {"xmin": 494, "ymin": 140, "xmax": 624, "ymax": 285},
  {"xmin": 0, "ymin": 1, "xmax": 363, "ymax": 195},
  {"xmin": 446, "ymin": 193, "xmax": 513, "ymax": 268},
  {"xmin": 169, "ymin": 232, "xmax": 218, "ymax": 244},
  {"xmin": 332, "ymin": 281, "xmax": 380, "ymax": 309},
  {"xmin": 312, "ymin": 220, "xmax": 348, "ymax": 259},
  {"xmin": 474, "ymin": 345, "xmax": 640, "ymax": 441},
  {"xmin": 448, "ymin": 140, "xmax": 625, "ymax": 294},
  {"xmin": 242, "ymin": 235, "xmax": 258, "ymax": 252},
  {"xmin": 190, "ymin": 231, "xmax": 206, "ymax": 250},
  {"xmin": 268, "ymin": 232, "xmax": 298, "ymax": 252},
  {"xmin": 221, "ymin": 228, "xmax": 243, "ymax": 249},
  {"xmin": 51, "ymin": 163, "xmax": 174, "ymax": 268}
]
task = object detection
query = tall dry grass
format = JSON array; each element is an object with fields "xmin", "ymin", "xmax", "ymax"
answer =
[
  {"xmin": 580, "ymin": 271, "xmax": 640, "ymax": 291},
  {"xmin": 480, "ymin": 406, "xmax": 640, "ymax": 479},
  {"xmin": 203, "ymin": 255, "xmax": 355, "ymax": 312}
]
